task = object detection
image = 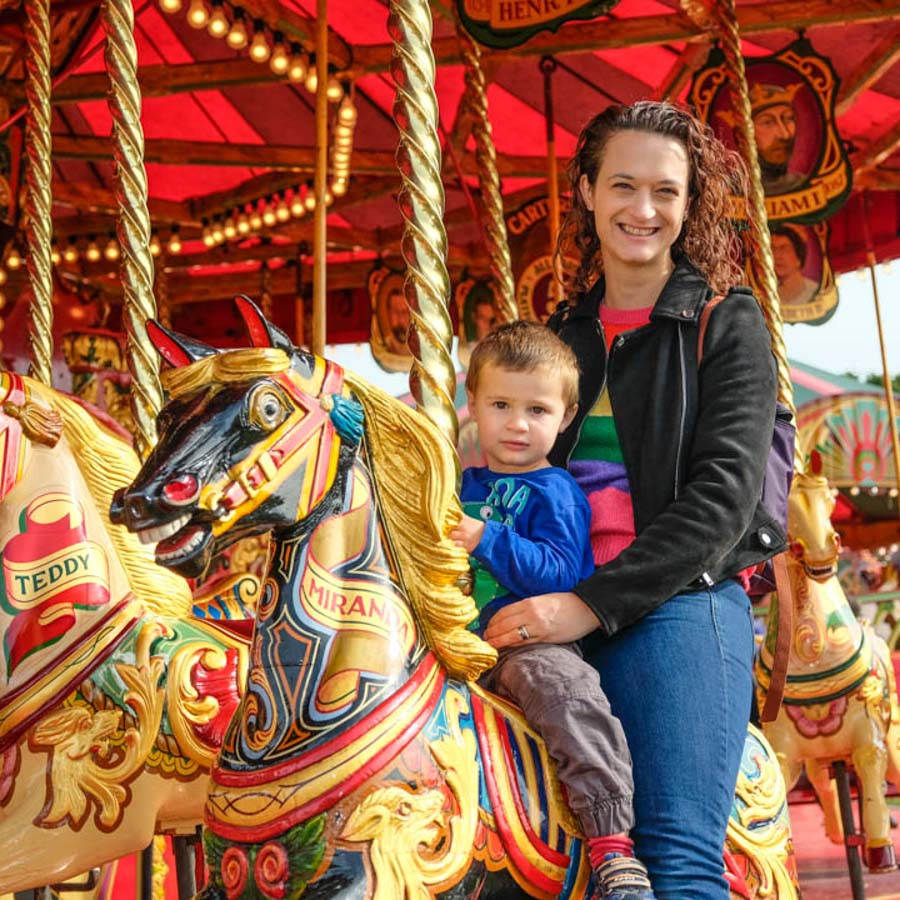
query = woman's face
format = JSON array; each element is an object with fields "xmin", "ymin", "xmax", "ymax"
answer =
[{"xmin": 579, "ymin": 129, "xmax": 690, "ymax": 274}]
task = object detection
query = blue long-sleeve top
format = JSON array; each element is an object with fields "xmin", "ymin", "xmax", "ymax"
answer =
[{"xmin": 461, "ymin": 466, "xmax": 595, "ymax": 630}]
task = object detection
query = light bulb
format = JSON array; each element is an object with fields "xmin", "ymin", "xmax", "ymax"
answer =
[
  {"xmin": 287, "ymin": 46, "xmax": 307, "ymax": 83},
  {"xmin": 104, "ymin": 238, "xmax": 120, "ymax": 261},
  {"xmin": 63, "ymin": 240, "xmax": 79, "ymax": 263},
  {"xmin": 168, "ymin": 229, "xmax": 182, "ymax": 254},
  {"xmin": 326, "ymin": 76, "xmax": 343, "ymax": 103},
  {"xmin": 223, "ymin": 218, "xmax": 237, "ymax": 240},
  {"xmin": 249, "ymin": 23, "xmax": 270, "ymax": 63},
  {"xmin": 249, "ymin": 209, "xmax": 263, "ymax": 230},
  {"xmin": 85, "ymin": 239, "xmax": 101, "ymax": 263},
  {"xmin": 338, "ymin": 96, "xmax": 357, "ymax": 124},
  {"xmin": 270, "ymin": 35, "xmax": 289, "ymax": 75},
  {"xmin": 5, "ymin": 248, "xmax": 21, "ymax": 269},
  {"xmin": 304, "ymin": 188, "xmax": 316, "ymax": 211},
  {"xmin": 149, "ymin": 233, "xmax": 162, "ymax": 256},
  {"xmin": 304, "ymin": 68, "xmax": 317, "ymax": 93},
  {"xmin": 207, "ymin": 1, "xmax": 229, "ymax": 38},
  {"xmin": 226, "ymin": 13, "xmax": 248, "ymax": 49},
  {"xmin": 202, "ymin": 226, "xmax": 216, "ymax": 248},
  {"xmin": 237, "ymin": 213, "xmax": 250, "ymax": 235},
  {"xmin": 0, "ymin": 267, "xmax": 6, "ymax": 285},
  {"xmin": 187, "ymin": 0, "xmax": 209, "ymax": 28},
  {"xmin": 50, "ymin": 245, "xmax": 61, "ymax": 265},
  {"xmin": 211, "ymin": 220, "xmax": 225, "ymax": 243},
  {"xmin": 159, "ymin": 0, "xmax": 182, "ymax": 14},
  {"xmin": 290, "ymin": 194, "xmax": 305, "ymax": 217},
  {"xmin": 275, "ymin": 197, "xmax": 291, "ymax": 222},
  {"xmin": 262, "ymin": 206, "xmax": 277, "ymax": 227},
  {"xmin": 324, "ymin": 188, "xmax": 333, "ymax": 207},
  {"xmin": 331, "ymin": 179, "xmax": 348, "ymax": 197}
]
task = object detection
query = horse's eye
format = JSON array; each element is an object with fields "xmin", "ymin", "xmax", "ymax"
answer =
[{"xmin": 248, "ymin": 387, "xmax": 287, "ymax": 431}]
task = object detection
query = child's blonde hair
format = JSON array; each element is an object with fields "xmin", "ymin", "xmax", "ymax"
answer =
[{"xmin": 466, "ymin": 321, "xmax": 579, "ymax": 410}]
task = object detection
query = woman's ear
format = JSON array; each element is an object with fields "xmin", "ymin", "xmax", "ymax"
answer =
[{"xmin": 579, "ymin": 174, "xmax": 594, "ymax": 212}]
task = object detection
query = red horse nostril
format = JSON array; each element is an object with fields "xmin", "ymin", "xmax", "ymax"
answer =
[{"xmin": 163, "ymin": 474, "xmax": 200, "ymax": 506}]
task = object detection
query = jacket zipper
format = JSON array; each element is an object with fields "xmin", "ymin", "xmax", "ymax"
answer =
[{"xmin": 674, "ymin": 323, "xmax": 687, "ymax": 501}]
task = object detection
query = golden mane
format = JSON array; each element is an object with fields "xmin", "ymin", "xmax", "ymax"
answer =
[
  {"xmin": 24, "ymin": 378, "xmax": 194, "ymax": 618},
  {"xmin": 345, "ymin": 373, "xmax": 497, "ymax": 682}
]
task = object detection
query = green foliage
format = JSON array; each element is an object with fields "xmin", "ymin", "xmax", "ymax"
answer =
[{"xmin": 863, "ymin": 372, "xmax": 900, "ymax": 393}]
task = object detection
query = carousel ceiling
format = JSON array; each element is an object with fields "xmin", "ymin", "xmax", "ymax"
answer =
[{"xmin": 0, "ymin": 0, "xmax": 898, "ymax": 348}]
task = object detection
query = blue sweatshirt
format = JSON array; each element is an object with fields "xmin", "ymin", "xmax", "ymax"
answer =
[{"xmin": 461, "ymin": 465, "xmax": 595, "ymax": 629}]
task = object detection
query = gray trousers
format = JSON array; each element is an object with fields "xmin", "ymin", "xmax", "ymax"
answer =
[{"xmin": 480, "ymin": 641, "xmax": 635, "ymax": 838}]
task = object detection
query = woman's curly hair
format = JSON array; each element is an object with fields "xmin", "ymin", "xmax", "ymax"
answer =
[{"xmin": 556, "ymin": 100, "xmax": 748, "ymax": 300}]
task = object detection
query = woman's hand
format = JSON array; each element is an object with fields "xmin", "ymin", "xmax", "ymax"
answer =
[
  {"xmin": 449, "ymin": 514, "xmax": 485, "ymax": 553},
  {"xmin": 483, "ymin": 592, "xmax": 601, "ymax": 649}
]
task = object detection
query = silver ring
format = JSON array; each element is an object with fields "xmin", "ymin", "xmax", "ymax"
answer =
[{"xmin": 518, "ymin": 624, "xmax": 530, "ymax": 641}]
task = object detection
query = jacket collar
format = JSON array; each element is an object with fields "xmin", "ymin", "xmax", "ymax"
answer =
[{"xmin": 559, "ymin": 259, "xmax": 713, "ymax": 324}]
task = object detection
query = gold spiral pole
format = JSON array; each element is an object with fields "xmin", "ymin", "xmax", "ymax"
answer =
[
  {"xmin": 102, "ymin": 0, "xmax": 162, "ymax": 460},
  {"xmin": 707, "ymin": 0, "xmax": 797, "ymax": 440},
  {"xmin": 23, "ymin": 0, "xmax": 54, "ymax": 386},
  {"xmin": 456, "ymin": 26, "xmax": 516, "ymax": 325},
  {"xmin": 389, "ymin": 0, "xmax": 457, "ymax": 450}
]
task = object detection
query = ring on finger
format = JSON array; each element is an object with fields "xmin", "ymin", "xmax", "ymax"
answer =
[{"xmin": 518, "ymin": 623, "xmax": 530, "ymax": 641}]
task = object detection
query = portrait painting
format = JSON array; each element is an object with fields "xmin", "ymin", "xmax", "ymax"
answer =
[{"xmin": 368, "ymin": 266, "xmax": 413, "ymax": 373}]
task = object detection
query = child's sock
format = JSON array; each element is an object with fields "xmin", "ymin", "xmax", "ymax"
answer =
[{"xmin": 587, "ymin": 834, "xmax": 634, "ymax": 868}]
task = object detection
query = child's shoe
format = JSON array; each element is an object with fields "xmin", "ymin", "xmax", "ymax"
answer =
[{"xmin": 592, "ymin": 852, "xmax": 656, "ymax": 900}]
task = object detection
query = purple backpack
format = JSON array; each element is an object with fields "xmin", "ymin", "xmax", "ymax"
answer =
[{"xmin": 698, "ymin": 297, "xmax": 795, "ymax": 598}]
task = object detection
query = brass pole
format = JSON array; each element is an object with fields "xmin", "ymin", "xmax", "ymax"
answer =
[
  {"xmin": 541, "ymin": 56, "xmax": 561, "ymax": 308},
  {"xmin": 103, "ymin": 0, "xmax": 162, "ymax": 460},
  {"xmin": 705, "ymin": 0, "xmax": 799, "ymax": 469},
  {"xmin": 312, "ymin": 0, "xmax": 328, "ymax": 357},
  {"xmin": 23, "ymin": 0, "xmax": 54, "ymax": 386},
  {"xmin": 861, "ymin": 193, "xmax": 900, "ymax": 523},
  {"xmin": 389, "ymin": 0, "xmax": 457, "ymax": 450},
  {"xmin": 457, "ymin": 25, "xmax": 516, "ymax": 325}
]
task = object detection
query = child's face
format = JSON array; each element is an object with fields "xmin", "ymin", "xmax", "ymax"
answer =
[{"xmin": 467, "ymin": 363, "xmax": 575, "ymax": 474}]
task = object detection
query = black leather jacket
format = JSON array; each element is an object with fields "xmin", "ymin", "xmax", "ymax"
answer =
[{"xmin": 548, "ymin": 261, "xmax": 787, "ymax": 640}]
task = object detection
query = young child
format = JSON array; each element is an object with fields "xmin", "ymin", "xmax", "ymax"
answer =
[{"xmin": 450, "ymin": 321, "xmax": 656, "ymax": 900}]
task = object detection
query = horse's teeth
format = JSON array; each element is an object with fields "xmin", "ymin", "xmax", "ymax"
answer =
[
  {"xmin": 137, "ymin": 512, "xmax": 191, "ymax": 545},
  {"xmin": 157, "ymin": 528, "xmax": 204, "ymax": 562}
]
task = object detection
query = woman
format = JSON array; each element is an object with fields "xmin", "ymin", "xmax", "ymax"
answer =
[{"xmin": 483, "ymin": 101, "xmax": 786, "ymax": 898}]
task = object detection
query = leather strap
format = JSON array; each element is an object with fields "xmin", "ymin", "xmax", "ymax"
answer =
[{"xmin": 760, "ymin": 552, "xmax": 792, "ymax": 722}]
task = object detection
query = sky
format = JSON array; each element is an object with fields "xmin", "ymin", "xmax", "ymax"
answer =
[{"xmin": 327, "ymin": 262, "xmax": 900, "ymax": 397}]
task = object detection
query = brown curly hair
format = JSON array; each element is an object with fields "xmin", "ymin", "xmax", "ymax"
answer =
[{"xmin": 556, "ymin": 101, "xmax": 747, "ymax": 300}]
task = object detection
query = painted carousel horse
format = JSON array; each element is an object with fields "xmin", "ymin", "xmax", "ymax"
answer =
[
  {"xmin": 112, "ymin": 298, "xmax": 797, "ymax": 899},
  {"xmin": 0, "ymin": 373, "xmax": 250, "ymax": 894},
  {"xmin": 756, "ymin": 471, "xmax": 900, "ymax": 871}
]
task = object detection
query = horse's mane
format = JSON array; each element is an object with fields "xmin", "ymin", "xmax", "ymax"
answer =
[
  {"xmin": 345, "ymin": 373, "xmax": 497, "ymax": 682},
  {"xmin": 24, "ymin": 378, "xmax": 193, "ymax": 618}
]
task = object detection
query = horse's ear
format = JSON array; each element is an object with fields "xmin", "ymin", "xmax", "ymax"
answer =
[
  {"xmin": 147, "ymin": 320, "xmax": 218, "ymax": 367},
  {"xmin": 235, "ymin": 295, "xmax": 294, "ymax": 354}
]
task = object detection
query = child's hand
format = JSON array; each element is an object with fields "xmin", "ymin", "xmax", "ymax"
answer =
[{"xmin": 449, "ymin": 514, "xmax": 485, "ymax": 553}]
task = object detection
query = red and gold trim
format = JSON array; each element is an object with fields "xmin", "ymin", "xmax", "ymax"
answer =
[
  {"xmin": 0, "ymin": 374, "xmax": 27, "ymax": 503},
  {"xmin": 206, "ymin": 652, "xmax": 444, "ymax": 842}
]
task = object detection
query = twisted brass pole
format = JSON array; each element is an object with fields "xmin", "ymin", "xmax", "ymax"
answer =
[
  {"xmin": 24, "ymin": 0, "xmax": 54, "ymax": 386},
  {"xmin": 103, "ymin": 0, "xmax": 162, "ymax": 460},
  {"xmin": 708, "ymin": 0, "xmax": 797, "ymax": 439},
  {"xmin": 456, "ymin": 26, "xmax": 516, "ymax": 325},
  {"xmin": 389, "ymin": 0, "xmax": 457, "ymax": 451}
]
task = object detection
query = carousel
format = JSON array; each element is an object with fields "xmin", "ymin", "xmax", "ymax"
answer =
[{"xmin": 0, "ymin": 0, "xmax": 898, "ymax": 897}]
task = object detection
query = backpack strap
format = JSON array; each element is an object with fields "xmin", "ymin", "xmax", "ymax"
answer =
[
  {"xmin": 760, "ymin": 552, "xmax": 792, "ymax": 722},
  {"xmin": 697, "ymin": 294, "xmax": 726, "ymax": 365}
]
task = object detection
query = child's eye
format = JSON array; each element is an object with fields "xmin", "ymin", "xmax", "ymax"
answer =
[
  {"xmin": 530, "ymin": 406, "xmax": 546, "ymax": 416},
  {"xmin": 492, "ymin": 400, "xmax": 508, "ymax": 410}
]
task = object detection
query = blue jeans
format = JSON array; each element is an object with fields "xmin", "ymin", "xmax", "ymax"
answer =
[{"xmin": 586, "ymin": 580, "xmax": 754, "ymax": 899}]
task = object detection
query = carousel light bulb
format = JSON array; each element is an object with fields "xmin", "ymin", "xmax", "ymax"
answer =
[
  {"xmin": 304, "ymin": 66, "xmax": 317, "ymax": 94},
  {"xmin": 237, "ymin": 212, "xmax": 251, "ymax": 235},
  {"xmin": 226, "ymin": 11, "xmax": 248, "ymax": 49},
  {"xmin": 249, "ymin": 208, "xmax": 263, "ymax": 230},
  {"xmin": 85, "ymin": 238, "xmax": 101, "ymax": 263},
  {"xmin": 159, "ymin": 0, "xmax": 182, "ymax": 14},
  {"xmin": 6, "ymin": 247, "xmax": 21, "ymax": 269},
  {"xmin": 290, "ymin": 192, "xmax": 305, "ymax": 217},
  {"xmin": 303, "ymin": 184, "xmax": 316, "ymax": 211},
  {"xmin": 104, "ymin": 237, "xmax": 120, "ymax": 261},
  {"xmin": 207, "ymin": 1, "xmax": 229, "ymax": 38},
  {"xmin": 262, "ymin": 204, "xmax": 277, "ymax": 227},
  {"xmin": 326, "ymin": 75, "xmax": 343, "ymax": 103},
  {"xmin": 167, "ymin": 228, "xmax": 182, "ymax": 254},
  {"xmin": 223, "ymin": 217, "xmax": 237, "ymax": 240},
  {"xmin": 211, "ymin": 219, "xmax": 225, "ymax": 243},
  {"xmin": 891, "ymin": 488, "xmax": 899, "ymax": 499},
  {"xmin": 270, "ymin": 34, "xmax": 289, "ymax": 75},
  {"xmin": 50, "ymin": 245, "xmax": 61, "ymax": 265},
  {"xmin": 63, "ymin": 239, "xmax": 79, "ymax": 263},
  {"xmin": 849, "ymin": 485, "xmax": 860, "ymax": 496},
  {"xmin": 249, "ymin": 22, "xmax": 270, "ymax": 63},
  {"xmin": 324, "ymin": 188, "xmax": 333, "ymax": 207},
  {"xmin": 331, "ymin": 179, "xmax": 348, "ymax": 197},
  {"xmin": 275, "ymin": 196, "xmax": 291, "ymax": 222},
  {"xmin": 287, "ymin": 46, "xmax": 308, "ymax": 83},
  {"xmin": 149, "ymin": 232, "xmax": 162, "ymax": 256},
  {"xmin": 202, "ymin": 225, "xmax": 215, "ymax": 248},
  {"xmin": 0, "ymin": 266, "xmax": 6, "ymax": 284},
  {"xmin": 337, "ymin": 95, "xmax": 357, "ymax": 125},
  {"xmin": 187, "ymin": 0, "xmax": 210, "ymax": 29}
]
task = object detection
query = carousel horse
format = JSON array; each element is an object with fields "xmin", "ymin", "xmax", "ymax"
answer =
[
  {"xmin": 112, "ymin": 297, "xmax": 797, "ymax": 899},
  {"xmin": 756, "ymin": 471, "xmax": 900, "ymax": 871},
  {"xmin": 0, "ymin": 373, "xmax": 251, "ymax": 894}
]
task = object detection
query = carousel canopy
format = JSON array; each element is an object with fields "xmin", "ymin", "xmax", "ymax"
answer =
[{"xmin": 0, "ymin": 0, "xmax": 898, "ymax": 347}]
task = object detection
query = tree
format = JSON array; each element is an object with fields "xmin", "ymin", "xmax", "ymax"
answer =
[{"xmin": 864, "ymin": 372, "xmax": 900, "ymax": 393}]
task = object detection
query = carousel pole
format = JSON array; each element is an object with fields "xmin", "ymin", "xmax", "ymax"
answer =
[
  {"xmin": 685, "ymin": 1, "xmax": 797, "ymax": 457},
  {"xmin": 312, "ymin": 0, "xmax": 328, "ymax": 356},
  {"xmin": 456, "ymin": 25, "xmax": 516, "ymax": 325},
  {"xmin": 388, "ymin": 0, "xmax": 457, "ymax": 450},
  {"xmin": 860, "ymin": 192, "xmax": 900, "ymax": 524},
  {"xmin": 102, "ymin": 0, "xmax": 162, "ymax": 460},
  {"xmin": 540, "ymin": 56, "xmax": 562, "ymax": 307},
  {"xmin": 23, "ymin": 0, "xmax": 54, "ymax": 386}
]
